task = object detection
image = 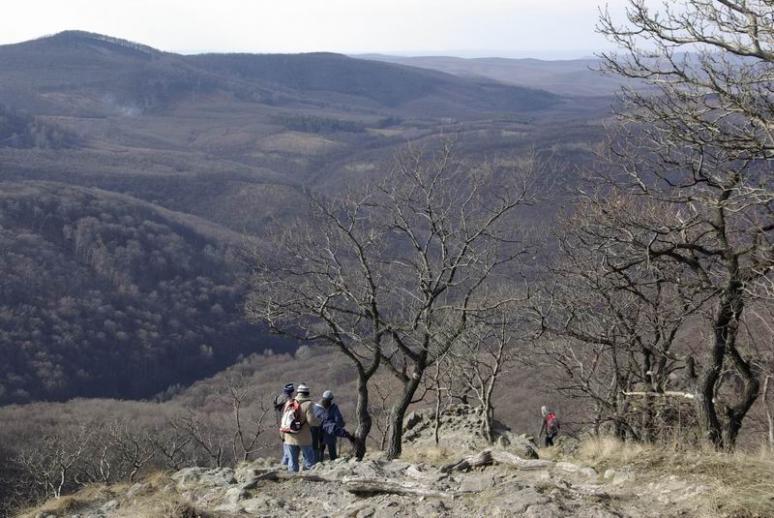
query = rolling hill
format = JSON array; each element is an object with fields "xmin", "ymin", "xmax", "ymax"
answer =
[
  {"xmin": 0, "ymin": 31, "xmax": 616, "ymax": 405},
  {"xmin": 0, "ymin": 31, "xmax": 560, "ymax": 118}
]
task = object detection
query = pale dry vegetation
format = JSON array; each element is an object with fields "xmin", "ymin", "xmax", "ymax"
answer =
[{"xmin": 566, "ymin": 436, "xmax": 774, "ymax": 518}]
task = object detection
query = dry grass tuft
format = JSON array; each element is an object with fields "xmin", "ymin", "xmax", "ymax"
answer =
[
  {"xmin": 568, "ymin": 436, "xmax": 774, "ymax": 518},
  {"xmin": 135, "ymin": 498, "xmax": 213, "ymax": 518},
  {"xmin": 142, "ymin": 470, "xmax": 174, "ymax": 489},
  {"xmin": 575, "ymin": 436, "xmax": 649, "ymax": 467},
  {"xmin": 19, "ymin": 484, "xmax": 118, "ymax": 517},
  {"xmin": 401, "ymin": 445, "xmax": 456, "ymax": 465}
]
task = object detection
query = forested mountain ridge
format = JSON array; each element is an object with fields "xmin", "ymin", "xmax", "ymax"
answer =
[
  {"xmin": 0, "ymin": 182, "xmax": 289, "ymax": 404},
  {"xmin": 0, "ymin": 31, "xmax": 559, "ymax": 117},
  {"xmin": 0, "ymin": 31, "xmax": 611, "ymax": 405}
]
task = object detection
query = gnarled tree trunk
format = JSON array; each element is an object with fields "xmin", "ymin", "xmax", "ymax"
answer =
[{"xmin": 385, "ymin": 370, "xmax": 424, "ymax": 459}]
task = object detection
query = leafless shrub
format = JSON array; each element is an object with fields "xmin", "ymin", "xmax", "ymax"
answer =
[
  {"xmin": 226, "ymin": 375, "xmax": 271, "ymax": 462},
  {"xmin": 149, "ymin": 425, "xmax": 193, "ymax": 471},
  {"xmin": 14, "ymin": 425, "xmax": 92, "ymax": 500}
]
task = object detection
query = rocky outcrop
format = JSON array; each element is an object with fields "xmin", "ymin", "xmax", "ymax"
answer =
[
  {"xmin": 22, "ymin": 447, "xmax": 712, "ymax": 518},
  {"xmin": 21, "ymin": 406, "xmax": 713, "ymax": 518},
  {"xmin": 403, "ymin": 403, "xmax": 540, "ymax": 459}
]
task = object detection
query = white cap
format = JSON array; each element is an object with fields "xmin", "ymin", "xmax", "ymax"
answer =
[
  {"xmin": 297, "ymin": 384, "xmax": 310, "ymax": 394},
  {"xmin": 322, "ymin": 390, "xmax": 334, "ymax": 400}
]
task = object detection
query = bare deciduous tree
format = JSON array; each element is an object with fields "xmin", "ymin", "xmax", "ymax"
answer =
[
  {"xmin": 107, "ymin": 422, "xmax": 156, "ymax": 482},
  {"xmin": 149, "ymin": 426, "xmax": 192, "ymax": 471},
  {"xmin": 533, "ymin": 200, "xmax": 703, "ymax": 442},
  {"xmin": 247, "ymin": 188, "xmax": 385, "ymax": 460},
  {"xmin": 369, "ymin": 379, "xmax": 395, "ymax": 451},
  {"xmin": 78, "ymin": 421, "xmax": 155, "ymax": 484},
  {"xmin": 170, "ymin": 414, "xmax": 225, "ymax": 468},
  {"xmin": 443, "ymin": 311, "xmax": 518, "ymax": 443},
  {"xmin": 595, "ymin": 0, "xmax": 774, "ymax": 448},
  {"xmin": 249, "ymin": 143, "xmax": 535, "ymax": 459}
]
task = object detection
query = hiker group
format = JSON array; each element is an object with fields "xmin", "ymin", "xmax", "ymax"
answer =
[
  {"xmin": 273, "ymin": 383, "xmax": 354, "ymax": 472},
  {"xmin": 274, "ymin": 383, "xmax": 562, "ymax": 472}
]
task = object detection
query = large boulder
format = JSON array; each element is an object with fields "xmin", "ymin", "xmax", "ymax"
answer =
[
  {"xmin": 494, "ymin": 431, "xmax": 540, "ymax": 459},
  {"xmin": 402, "ymin": 404, "xmax": 540, "ymax": 459},
  {"xmin": 402, "ymin": 404, "xmax": 487, "ymax": 448}
]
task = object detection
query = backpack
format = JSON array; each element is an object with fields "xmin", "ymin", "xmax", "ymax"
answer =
[
  {"xmin": 546, "ymin": 412, "xmax": 559, "ymax": 434},
  {"xmin": 274, "ymin": 393, "xmax": 289, "ymax": 412},
  {"xmin": 279, "ymin": 400, "xmax": 304, "ymax": 434}
]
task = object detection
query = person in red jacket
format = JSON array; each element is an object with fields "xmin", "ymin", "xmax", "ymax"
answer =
[{"xmin": 539, "ymin": 406, "xmax": 560, "ymax": 447}]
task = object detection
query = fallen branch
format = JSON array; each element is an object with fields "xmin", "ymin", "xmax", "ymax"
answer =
[
  {"xmin": 441, "ymin": 449, "xmax": 553, "ymax": 473},
  {"xmin": 440, "ymin": 450, "xmax": 493, "ymax": 473},
  {"xmin": 252, "ymin": 470, "xmax": 335, "ymax": 483},
  {"xmin": 622, "ymin": 391, "xmax": 695, "ymax": 400},
  {"xmin": 252, "ymin": 470, "xmax": 455, "ymax": 498},
  {"xmin": 342, "ymin": 477, "xmax": 454, "ymax": 499},
  {"xmin": 490, "ymin": 450, "xmax": 554, "ymax": 470}
]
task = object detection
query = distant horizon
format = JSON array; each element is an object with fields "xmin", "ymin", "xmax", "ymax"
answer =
[
  {"xmin": 350, "ymin": 50, "xmax": 602, "ymax": 61},
  {"xmin": 4, "ymin": 30, "xmax": 604, "ymax": 62},
  {"xmin": 2, "ymin": 0, "xmax": 627, "ymax": 60}
]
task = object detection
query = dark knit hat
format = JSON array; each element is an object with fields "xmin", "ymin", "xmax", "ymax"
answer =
[{"xmin": 283, "ymin": 383, "xmax": 295, "ymax": 394}]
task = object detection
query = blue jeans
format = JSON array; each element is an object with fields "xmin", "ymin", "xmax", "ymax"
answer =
[
  {"xmin": 281, "ymin": 443, "xmax": 289, "ymax": 465},
  {"xmin": 284, "ymin": 443, "xmax": 316, "ymax": 472}
]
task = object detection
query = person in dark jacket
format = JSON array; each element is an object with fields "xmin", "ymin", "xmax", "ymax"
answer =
[
  {"xmin": 316, "ymin": 390, "xmax": 348, "ymax": 461},
  {"xmin": 274, "ymin": 383, "xmax": 294, "ymax": 465},
  {"xmin": 310, "ymin": 401, "xmax": 323, "ymax": 462}
]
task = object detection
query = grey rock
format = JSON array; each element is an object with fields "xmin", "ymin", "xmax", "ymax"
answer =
[
  {"xmin": 612, "ymin": 467, "xmax": 635, "ymax": 485},
  {"xmin": 240, "ymin": 475, "xmax": 260, "ymax": 490},
  {"xmin": 212, "ymin": 486, "xmax": 256, "ymax": 514},
  {"xmin": 496, "ymin": 431, "xmax": 540, "ymax": 459},
  {"xmin": 172, "ymin": 466, "xmax": 207, "ymax": 487},
  {"xmin": 556, "ymin": 461, "xmax": 583, "ymax": 473},
  {"xmin": 554, "ymin": 461, "xmax": 597, "ymax": 479},
  {"xmin": 492, "ymin": 486, "xmax": 553, "ymax": 515},
  {"xmin": 241, "ymin": 499, "xmax": 266, "ymax": 514},
  {"xmin": 554, "ymin": 435, "xmax": 580, "ymax": 455},
  {"xmin": 234, "ymin": 466, "xmax": 258, "ymax": 483},
  {"xmin": 172, "ymin": 466, "xmax": 236, "ymax": 488},
  {"xmin": 459, "ymin": 472, "xmax": 498, "ymax": 492},
  {"xmin": 224, "ymin": 486, "xmax": 248, "ymax": 504}
]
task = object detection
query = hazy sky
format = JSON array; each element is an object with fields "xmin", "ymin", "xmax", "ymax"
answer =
[{"xmin": 1, "ymin": 0, "xmax": 632, "ymax": 59}]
